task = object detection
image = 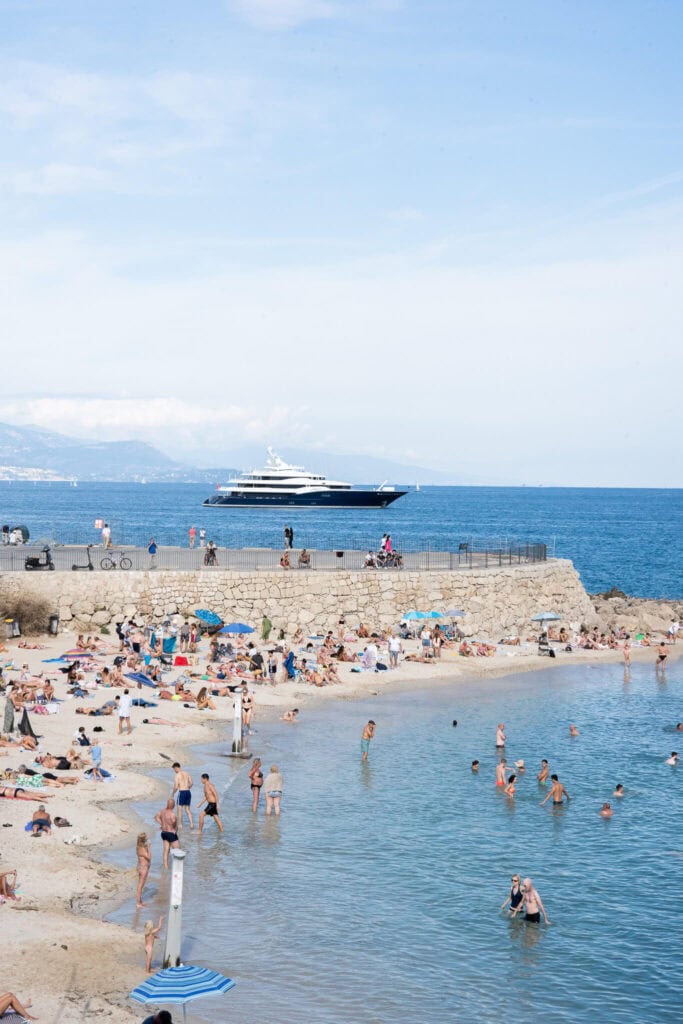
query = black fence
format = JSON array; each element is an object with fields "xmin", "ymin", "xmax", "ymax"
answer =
[{"xmin": 0, "ymin": 541, "xmax": 547, "ymax": 573}]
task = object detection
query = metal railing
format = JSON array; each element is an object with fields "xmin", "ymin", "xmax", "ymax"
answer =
[{"xmin": 0, "ymin": 541, "xmax": 547, "ymax": 573}]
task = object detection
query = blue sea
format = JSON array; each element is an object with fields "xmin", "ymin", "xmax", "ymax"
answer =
[
  {"xmin": 109, "ymin": 660, "xmax": 683, "ymax": 1024},
  {"xmin": 1, "ymin": 482, "xmax": 681, "ymax": 597}
]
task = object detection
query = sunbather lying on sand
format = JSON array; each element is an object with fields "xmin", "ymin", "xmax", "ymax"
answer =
[
  {"xmin": 0, "ymin": 868, "xmax": 21, "ymax": 901},
  {"xmin": 0, "ymin": 991, "xmax": 37, "ymax": 1020},
  {"xmin": 0, "ymin": 785, "xmax": 53, "ymax": 801}
]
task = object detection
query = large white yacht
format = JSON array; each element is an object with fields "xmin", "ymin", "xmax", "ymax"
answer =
[{"xmin": 203, "ymin": 448, "xmax": 406, "ymax": 509}]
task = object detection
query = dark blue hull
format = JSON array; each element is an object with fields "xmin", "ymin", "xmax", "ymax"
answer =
[{"xmin": 203, "ymin": 490, "xmax": 407, "ymax": 509}]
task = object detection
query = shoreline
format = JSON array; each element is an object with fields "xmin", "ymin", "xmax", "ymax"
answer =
[{"xmin": 3, "ymin": 633, "xmax": 682, "ymax": 1021}]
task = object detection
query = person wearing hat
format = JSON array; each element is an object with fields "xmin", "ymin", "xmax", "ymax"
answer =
[{"xmin": 515, "ymin": 760, "xmax": 525, "ymax": 772}]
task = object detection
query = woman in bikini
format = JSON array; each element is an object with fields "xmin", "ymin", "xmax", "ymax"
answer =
[
  {"xmin": 195, "ymin": 687, "xmax": 216, "ymax": 711},
  {"xmin": 136, "ymin": 833, "xmax": 152, "ymax": 908},
  {"xmin": 0, "ymin": 785, "xmax": 53, "ymax": 802},
  {"xmin": 248, "ymin": 757, "xmax": 264, "ymax": 812}
]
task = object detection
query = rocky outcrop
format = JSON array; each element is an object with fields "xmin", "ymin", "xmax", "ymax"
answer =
[
  {"xmin": 591, "ymin": 593, "xmax": 683, "ymax": 637},
  {"xmin": 0, "ymin": 559, "xmax": 595, "ymax": 640}
]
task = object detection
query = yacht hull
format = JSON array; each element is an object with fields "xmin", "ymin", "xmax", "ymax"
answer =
[{"xmin": 203, "ymin": 490, "xmax": 407, "ymax": 509}]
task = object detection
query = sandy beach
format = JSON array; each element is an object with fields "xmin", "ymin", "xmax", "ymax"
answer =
[{"xmin": 2, "ymin": 625, "xmax": 680, "ymax": 1022}]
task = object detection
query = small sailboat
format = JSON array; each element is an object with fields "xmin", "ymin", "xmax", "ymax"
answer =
[{"xmin": 415, "ymin": 483, "xmax": 421, "ymax": 492}]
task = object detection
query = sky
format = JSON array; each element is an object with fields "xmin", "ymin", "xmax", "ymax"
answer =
[{"xmin": 1, "ymin": 0, "xmax": 681, "ymax": 486}]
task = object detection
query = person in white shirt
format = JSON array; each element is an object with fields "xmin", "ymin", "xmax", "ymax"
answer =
[
  {"xmin": 665, "ymin": 752, "xmax": 678, "ymax": 766},
  {"xmin": 101, "ymin": 523, "xmax": 112, "ymax": 548},
  {"xmin": 388, "ymin": 634, "xmax": 402, "ymax": 669},
  {"xmin": 118, "ymin": 688, "xmax": 133, "ymax": 735}
]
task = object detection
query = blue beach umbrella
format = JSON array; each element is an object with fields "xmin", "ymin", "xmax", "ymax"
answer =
[
  {"xmin": 124, "ymin": 672, "xmax": 156, "ymax": 688},
  {"xmin": 194, "ymin": 609, "xmax": 222, "ymax": 625},
  {"xmin": 220, "ymin": 622, "xmax": 254, "ymax": 634},
  {"xmin": 402, "ymin": 610, "xmax": 427, "ymax": 620},
  {"xmin": 444, "ymin": 609, "xmax": 465, "ymax": 618},
  {"xmin": 427, "ymin": 610, "xmax": 444, "ymax": 618},
  {"xmin": 130, "ymin": 964, "xmax": 236, "ymax": 1023},
  {"xmin": 531, "ymin": 612, "xmax": 560, "ymax": 623}
]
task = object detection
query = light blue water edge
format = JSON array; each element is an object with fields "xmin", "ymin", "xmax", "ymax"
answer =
[{"xmin": 106, "ymin": 659, "xmax": 682, "ymax": 1024}]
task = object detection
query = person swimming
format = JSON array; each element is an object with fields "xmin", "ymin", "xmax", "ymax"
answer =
[{"xmin": 613, "ymin": 784, "xmax": 624, "ymax": 797}]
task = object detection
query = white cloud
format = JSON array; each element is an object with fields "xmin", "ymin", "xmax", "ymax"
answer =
[{"xmin": 227, "ymin": 0, "xmax": 339, "ymax": 30}]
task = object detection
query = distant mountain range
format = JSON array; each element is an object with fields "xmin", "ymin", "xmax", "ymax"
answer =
[{"xmin": 0, "ymin": 422, "xmax": 461, "ymax": 484}]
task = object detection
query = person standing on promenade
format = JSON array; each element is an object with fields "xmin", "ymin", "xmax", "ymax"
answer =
[
  {"xmin": 136, "ymin": 832, "xmax": 151, "ymax": 907},
  {"xmin": 199, "ymin": 527, "xmax": 206, "ymax": 548},
  {"xmin": 283, "ymin": 524, "xmax": 293, "ymax": 549},
  {"xmin": 155, "ymin": 798, "xmax": 180, "ymax": 868},
  {"xmin": 198, "ymin": 773, "xmax": 224, "ymax": 834},
  {"xmin": 388, "ymin": 633, "xmax": 402, "ymax": 669},
  {"xmin": 541, "ymin": 774, "xmax": 571, "ymax": 806},
  {"xmin": 118, "ymin": 688, "xmax": 133, "ymax": 736},
  {"xmin": 188, "ymin": 525, "xmax": 196, "ymax": 549},
  {"xmin": 519, "ymin": 878, "xmax": 550, "ymax": 924},
  {"xmin": 361, "ymin": 720, "xmax": 376, "ymax": 760},
  {"xmin": 495, "ymin": 723, "xmax": 506, "ymax": 748},
  {"xmin": 495, "ymin": 757, "xmax": 507, "ymax": 786},
  {"xmin": 264, "ymin": 764, "xmax": 283, "ymax": 816},
  {"xmin": 101, "ymin": 522, "xmax": 112, "ymax": 548},
  {"xmin": 148, "ymin": 538, "xmax": 157, "ymax": 569},
  {"xmin": 172, "ymin": 762, "xmax": 194, "ymax": 831},
  {"xmin": 656, "ymin": 642, "xmax": 668, "ymax": 677},
  {"xmin": 537, "ymin": 759, "xmax": 549, "ymax": 783}
]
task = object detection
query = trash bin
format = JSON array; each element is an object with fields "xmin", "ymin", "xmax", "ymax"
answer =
[
  {"xmin": 49, "ymin": 614, "xmax": 60, "ymax": 636},
  {"xmin": 335, "ymin": 551, "xmax": 344, "ymax": 558}
]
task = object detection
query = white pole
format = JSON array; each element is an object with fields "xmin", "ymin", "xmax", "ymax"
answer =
[
  {"xmin": 163, "ymin": 849, "xmax": 186, "ymax": 969},
  {"xmin": 232, "ymin": 693, "xmax": 242, "ymax": 753}
]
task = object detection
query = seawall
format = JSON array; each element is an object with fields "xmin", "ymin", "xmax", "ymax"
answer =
[{"xmin": 0, "ymin": 558, "xmax": 595, "ymax": 639}]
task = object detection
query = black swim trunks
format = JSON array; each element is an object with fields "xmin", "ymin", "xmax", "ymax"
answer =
[
  {"xmin": 205, "ymin": 802, "xmax": 218, "ymax": 816},
  {"xmin": 525, "ymin": 911, "xmax": 541, "ymax": 923},
  {"xmin": 161, "ymin": 830, "xmax": 179, "ymax": 843}
]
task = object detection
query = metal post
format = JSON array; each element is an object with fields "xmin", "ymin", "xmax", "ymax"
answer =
[
  {"xmin": 232, "ymin": 693, "xmax": 242, "ymax": 754},
  {"xmin": 163, "ymin": 849, "xmax": 187, "ymax": 968}
]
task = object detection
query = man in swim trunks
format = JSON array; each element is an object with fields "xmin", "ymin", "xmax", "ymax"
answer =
[
  {"xmin": 172, "ymin": 762, "xmax": 194, "ymax": 831},
  {"xmin": 541, "ymin": 774, "xmax": 571, "ymax": 806},
  {"xmin": 495, "ymin": 723, "xmax": 506, "ymax": 748},
  {"xmin": 537, "ymin": 759, "xmax": 549, "ymax": 783},
  {"xmin": 656, "ymin": 642, "xmax": 668, "ymax": 677},
  {"xmin": 361, "ymin": 720, "xmax": 375, "ymax": 761},
  {"xmin": 197, "ymin": 773, "xmax": 224, "ymax": 834},
  {"xmin": 495, "ymin": 757, "xmax": 507, "ymax": 786},
  {"xmin": 155, "ymin": 798, "xmax": 180, "ymax": 869}
]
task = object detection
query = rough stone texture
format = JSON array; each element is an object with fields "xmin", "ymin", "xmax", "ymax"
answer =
[
  {"xmin": 0, "ymin": 559, "xmax": 595, "ymax": 639},
  {"xmin": 591, "ymin": 594, "xmax": 683, "ymax": 637}
]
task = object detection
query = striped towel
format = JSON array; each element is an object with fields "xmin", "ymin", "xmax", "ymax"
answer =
[{"xmin": 2, "ymin": 1012, "xmax": 31, "ymax": 1024}]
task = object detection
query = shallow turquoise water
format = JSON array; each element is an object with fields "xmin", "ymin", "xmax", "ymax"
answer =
[{"xmin": 113, "ymin": 660, "xmax": 683, "ymax": 1023}]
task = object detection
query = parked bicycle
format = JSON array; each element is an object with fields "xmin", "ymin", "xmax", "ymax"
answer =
[{"xmin": 100, "ymin": 551, "xmax": 133, "ymax": 570}]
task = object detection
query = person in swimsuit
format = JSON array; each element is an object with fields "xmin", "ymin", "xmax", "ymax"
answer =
[
  {"xmin": 155, "ymin": 798, "xmax": 180, "ymax": 869},
  {"xmin": 241, "ymin": 687, "xmax": 254, "ymax": 733},
  {"xmin": 520, "ymin": 878, "xmax": 549, "ymax": 924},
  {"xmin": 495, "ymin": 757, "xmax": 507, "ymax": 786},
  {"xmin": 600, "ymin": 802, "xmax": 613, "ymax": 818},
  {"xmin": 31, "ymin": 806, "xmax": 52, "ymax": 836},
  {"xmin": 144, "ymin": 915, "xmax": 165, "ymax": 973},
  {"xmin": 569, "ymin": 723, "xmax": 580, "ymax": 737},
  {"xmin": 281, "ymin": 708, "xmax": 299, "ymax": 723},
  {"xmin": 172, "ymin": 762, "xmax": 194, "ymax": 831},
  {"xmin": 264, "ymin": 764, "xmax": 283, "ymax": 816},
  {"xmin": 471, "ymin": 760, "xmax": 480, "ymax": 773},
  {"xmin": 248, "ymin": 758, "xmax": 264, "ymax": 812},
  {"xmin": 656, "ymin": 643, "xmax": 668, "ymax": 677},
  {"xmin": 361, "ymin": 721, "xmax": 376, "ymax": 761},
  {"xmin": 504, "ymin": 773, "xmax": 516, "ymax": 797},
  {"xmin": 541, "ymin": 774, "xmax": 571, "ymax": 806},
  {"xmin": 0, "ymin": 786, "xmax": 53, "ymax": 802},
  {"xmin": 136, "ymin": 832, "xmax": 152, "ymax": 908},
  {"xmin": 501, "ymin": 875, "xmax": 524, "ymax": 914},
  {"xmin": 665, "ymin": 751, "xmax": 678, "ymax": 765},
  {"xmin": 495, "ymin": 723, "xmax": 506, "ymax": 748},
  {"xmin": 0, "ymin": 993, "xmax": 37, "ymax": 1021},
  {"xmin": 198, "ymin": 773, "xmax": 224, "ymax": 834},
  {"xmin": 537, "ymin": 759, "xmax": 549, "ymax": 783}
]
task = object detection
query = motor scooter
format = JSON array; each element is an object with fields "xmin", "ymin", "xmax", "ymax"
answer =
[
  {"xmin": 24, "ymin": 545, "xmax": 55, "ymax": 571},
  {"xmin": 72, "ymin": 545, "xmax": 94, "ymax": 571}
]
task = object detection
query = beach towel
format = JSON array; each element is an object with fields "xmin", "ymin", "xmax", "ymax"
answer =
[
  {"xmin": 3, "ymin": 698, "xmax": 15, "ymax": 734},
  {"xmin": 1, "ymin": 1011, "xmax": 32, "ymax": 1024},
  {"xmin": 174, "ymin": 656, "xmax": 189, "ymax": 666},
  {"xmin": 84, "ymin": 767, "xmax": 113, "ymax": 779},
  {"xmin": 18, "ymin": 708, "xmax": 38, "ymax": 741}
]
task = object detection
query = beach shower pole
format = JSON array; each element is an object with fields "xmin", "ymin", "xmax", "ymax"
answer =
[
  {"xmin": 232, "ymin": 693, "xmax": 242, "ymax": 754},
  {"xmin": 163, "ymin": 849, "xmax": 187, "ymax": 969}
]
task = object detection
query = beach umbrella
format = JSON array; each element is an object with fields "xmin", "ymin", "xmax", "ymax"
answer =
[
  {"xmin": 130, "ymin": 964, "xmax": 236, "ymax": 1024},
  {"xmin": 124, "ymin": 672, "xmax": 157, "ymax": 688},
  {"xmin": 531, "ymin": 612, "xmax": 560, "ymax": 624},
  {"xmin": 427, "ymin": 610, "xmax": 444, "ymax": 618},
  {"xmin": 220, "ymin": 622, "xmax": 254, "ymax": 634},
  {"xmin": 444, "ymin": 609, "xmax": 465, "ymax": 618},
  {"xmin": 194, "ymin": 609, "xmax": 222, "ymax": 626},
  {"xmin": 402, "ymin": 610, "xmax": 426, "ymax": 620}
]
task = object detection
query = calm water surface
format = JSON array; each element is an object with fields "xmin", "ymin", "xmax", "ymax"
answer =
[
  {"xmin": 111, "ymin": 660, "xmax": 683, "ymax": 1024},
  {"xmin": 2, "ymin": 482, "xmax": 682, "ymax": 596}
]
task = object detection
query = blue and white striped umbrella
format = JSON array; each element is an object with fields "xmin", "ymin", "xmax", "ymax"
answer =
[{"xmin": 130, "ymin": 965, "xmax": 236, "ymax": 1022}]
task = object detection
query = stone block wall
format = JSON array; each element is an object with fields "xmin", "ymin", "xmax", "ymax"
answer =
[{"xmin": 0, "ymin": 559, "xmax": 595, "ymax": 639}]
